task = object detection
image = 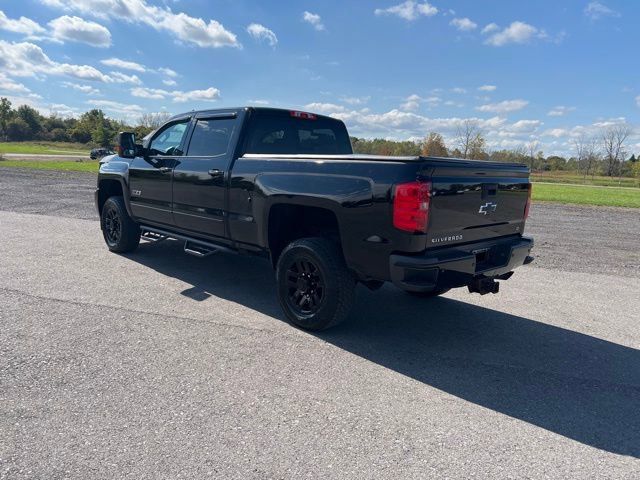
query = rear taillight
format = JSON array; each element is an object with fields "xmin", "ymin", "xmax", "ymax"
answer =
[
  {"xmin": 393, "ymin": 181, "xmax": 431, "ymax": 233},
  {"xmin": 524, "ymin": 183, "xmax": 532, "ymax": 219}
]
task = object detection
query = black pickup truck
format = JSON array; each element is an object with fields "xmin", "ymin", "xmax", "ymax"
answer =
[{"xmin": 96, "ymin": 107, "xmax": 533, "ymax": 330}]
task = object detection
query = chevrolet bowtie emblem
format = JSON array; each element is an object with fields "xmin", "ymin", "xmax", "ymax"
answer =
[{"xmin": 478, "ymin": 202, "xmax": 497, "ymax": 215}]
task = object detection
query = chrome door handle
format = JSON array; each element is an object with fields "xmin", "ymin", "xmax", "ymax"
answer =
[
  {"xmin": 159, "ymin": 166, "xmax": 172, "ymax": 173},
  {"xmin": 208, "ymin": 169, "xmax": 224, "ymax": 178}
]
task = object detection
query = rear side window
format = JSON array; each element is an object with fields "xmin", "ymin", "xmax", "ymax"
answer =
[
  {"xmin": 187, "ymin": 118, "xmax": 235, "ymax": 156},
  {"xmin": 244, "ymin": 112, "xmax": 352, "ymax": 155}
]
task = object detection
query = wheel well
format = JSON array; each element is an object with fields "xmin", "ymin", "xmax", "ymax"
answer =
[
  {"xmin": 97, "ymin": 179, "xmax": 123, "ymax": 214},
  {"xmin": 268, "ymin": 204, "xmax": 341, "ymax": 266}
]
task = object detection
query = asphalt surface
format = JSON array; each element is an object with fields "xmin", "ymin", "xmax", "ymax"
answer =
[{"xmin": 1, "ymin": 167, "xmax": 639, "ymax": 479}]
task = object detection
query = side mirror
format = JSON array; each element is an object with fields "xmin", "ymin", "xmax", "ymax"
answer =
[{"xmin": 115, "ymin": 132, "xmax": 140, "ymax": 159}]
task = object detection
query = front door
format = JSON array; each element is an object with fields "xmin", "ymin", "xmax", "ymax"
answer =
[
  {"xmin": 171, "ymin": 115, "xmax": 237, "ymax": 239},
  {"xmin": 128, "ymin": 118, "xmax": 190, "ymax": 226}
]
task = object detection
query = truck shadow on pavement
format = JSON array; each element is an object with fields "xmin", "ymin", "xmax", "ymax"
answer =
[{"xmin": 130, "ymin": 240, "xmax": 640, "ymax": 458}]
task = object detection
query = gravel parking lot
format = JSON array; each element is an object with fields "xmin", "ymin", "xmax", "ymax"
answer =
[{"xmin": 1, "ymin": 167, "xmax": 639, "ymax": 478}]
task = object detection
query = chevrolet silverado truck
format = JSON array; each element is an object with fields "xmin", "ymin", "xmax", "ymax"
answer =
[{"xmin": 96, "ymin": 107, "xmax": 533, "ymax": 330}]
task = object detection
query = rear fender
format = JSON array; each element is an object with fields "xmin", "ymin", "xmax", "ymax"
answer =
[{"xmin": 255, "ymin": 172, "xmax": 374, "ymax": 259}]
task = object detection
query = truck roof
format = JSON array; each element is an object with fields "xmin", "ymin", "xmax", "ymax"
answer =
[{"xmin": 168, "ymin": 106, "xmax": 338, "ymax": 122}]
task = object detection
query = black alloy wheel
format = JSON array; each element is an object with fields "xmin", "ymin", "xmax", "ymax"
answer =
[
  {"xmin": 285, "ymin": 257, "xmax": 326, "ymax": 315},
  {"xmin": 103, "ymin": 205, "xmax": 122, "ymax": 245}
]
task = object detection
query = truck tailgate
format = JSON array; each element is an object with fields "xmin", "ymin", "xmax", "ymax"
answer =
[{"xmin": 423, "ymin": 160, "xmax": 530, "ymax": 248}]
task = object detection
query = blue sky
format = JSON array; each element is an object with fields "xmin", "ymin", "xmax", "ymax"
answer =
[{"xmin": 0, "ymin": 0, "xmax": 638, "ymax": 155}]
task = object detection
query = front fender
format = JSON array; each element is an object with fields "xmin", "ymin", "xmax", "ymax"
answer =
[{"xmin": 97, "ymin": 157, "xmax": 134, "ymax": 217}]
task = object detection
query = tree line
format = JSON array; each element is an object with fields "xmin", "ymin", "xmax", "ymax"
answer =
[
  {"xmin": 352, "ymin": 119, "xmax": 639, "ymax": 179},
  {"xmin": 0, "ymin": 97, "xmax": 169, "ymax": 146}
]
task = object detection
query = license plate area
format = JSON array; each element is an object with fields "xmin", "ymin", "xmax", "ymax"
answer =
[{"xmin": 473, "ymin": 247, "xmax": 495, "ymax": 271}]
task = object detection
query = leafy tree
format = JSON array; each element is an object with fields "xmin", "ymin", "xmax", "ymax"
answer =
[
  {"xmin": 6, "ymin": 118, "xmax": 32, "ymax": 141},
  {"xmin": 0, "ymin": 97, "xmax": 13, "ymax": 139},
  {"xmin": 16, "ymin": 105, "xmax": 43, "ymax": 137},
  {"xmin": 631, "ymin": 161, "xmax": 640, "ymax": 186},
  {"xmin": 421, "ymin": 132, "xmax": 448, "ymax": 157}
]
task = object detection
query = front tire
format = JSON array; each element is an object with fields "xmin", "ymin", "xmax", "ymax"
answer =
[
  {"xmin": 101, "ymin": 196, "xmax": 140, "ymax": 253},
  {"xmin": 276, "ymin": 238, "xmax": 355, "ymax": 331}
]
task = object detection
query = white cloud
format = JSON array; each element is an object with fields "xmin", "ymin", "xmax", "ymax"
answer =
[
  {"xmin": 483, "ymin": 21, "xmax": 546, "ymax": 46},
  {"xmin": 478, "ymin": 85, "xmax": 497, "ymax": 92},
  {"xmin": 109, "ymin": 71, "xmax": 142, "ymax": 85},
  {"xmin": 48, "ymin": 103, "xmax": 79, "ymax": 117},
  {"xmin": 584, "ymin": 1, "xmax": 620, "ymax": 20},
  {"xmin": 636, "ymin": 95, "xmax": 640, "ymax": 108},
  {"xmin": 246, "ymin": 23, "xmax": 277, "ymax": 47},
  {"xmin": 87, "ymin": 99, "xmax": 144, "ymax": 116},
  {"xmin": 162, "ymin": 79, "xmax": 177, "ymax": 87},
  {"xmin": 0, "ymin": 73, "xmax": 32, "ymax": 94},
  {"xmin": 401, "ymin": 94, "xmax": 422, "ymax": 111},
  {"xmin": 340, "ymin": 96, "xmax": 371, "ymax": 106},
  {"xmin": 332, "ymin": 108, "xmax": 508, "ymax": 141},
  {"xmin": 450, "ymin": 17, "xmax": 477, "ymax": 31},
  {"xmin": 399, "ymin": 94, "xmax": 441, "ymax": 111},
  {"xmin": 304, "ymin": 102, "xmax": 346, "ymax": 114},
  {"xmin": 101, "ymin": 58, "xmax": 146, "ymax": 72},
  {"xmin": 508, "ymin": 119, "xmax": 543, "ymax": 133},
  {"xmin": 543, "ymin": 128, "xmax": 568, "ymax": 138},
  {"xmin": 39, "ymin": 0, "xmax": 240, "ymax": 48},
  {"xmin": 173, "ymin": 87, "xmax": 221, "ymax": 103},
  {"xmin": 130, "ymin": 86, "xmax": 220, "ymax": 103},
  {"xmin": 0, "ymin": 40, "xmax": 109, "ymax": 82},
  {"xmin": 158, "ymin": 67, "xmax": 178, "ymax": 78},
  {"xmin": 48, "ymin": 15, "xmax": 111, "ymax": 47},
  {"xmin": 547, "ymin": 105, "xmax": 576, "ymax": 117},
  {"xmin": 61, "ymin": 81, "xmax": 100, "ymax": 95},
  {"xmin": 476, "ymin": 99, "xmax": 529, "ymax": 113},
  {"xmin": 451, "ymin": 87, "xmax": 467, "ymax": 94},
  {"xmin": 481, "ymin": 23, "xmax": 499, "ymax": 34},
  {"xmin": 0, "ymin": 10, "xmax": 46, "ymax": 34},
  {"xmin": 302, "ymin": 11, "xmax": 325, "ymax": 31},
  {"xmin": 374, "ymin": 1, "xmax": 438, "ymax": 21},
  {"xmin": 131, "ymin": 87, "xmax": 166, "ymax": 100}
]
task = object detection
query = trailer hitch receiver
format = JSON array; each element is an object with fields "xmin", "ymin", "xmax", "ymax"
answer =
[{"xmin": 468, "ymin": 278, "xmax": 500, "ymax": 295}]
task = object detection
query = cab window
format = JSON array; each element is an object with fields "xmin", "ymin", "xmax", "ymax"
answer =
[
  {"xmin": 186, "ymin": 118, "xmax": 235, "ymax": 157},
  {"xmin": 149, "ymin": 121, "xmax": 189, "ymax": 156}
]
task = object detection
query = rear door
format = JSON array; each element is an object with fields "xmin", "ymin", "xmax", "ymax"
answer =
[
  {"xmin": 128, "ymin": 118, "xmax": 190, "ymax": 226},
  {"xmin": 171, "ymin": 113, "xmax": 239, "ymax": 239}
]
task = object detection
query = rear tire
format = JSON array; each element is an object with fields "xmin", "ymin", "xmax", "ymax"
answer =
[
  {"xmin": 405, "ymin": 287, "xmax": 450, "ymax": 298},
  {"xmin": 276, "ymin": 237, "xmax": 355, "ymax": 331},
  {"xmin": 101, "ymin": 196, "xmax": 140, "ymax": 253}
]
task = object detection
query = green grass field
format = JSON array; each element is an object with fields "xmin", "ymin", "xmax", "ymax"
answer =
[
  {"xmin": 0, "ymin": 160, "xmax": 98, "ymax": 173},
  {"xmin": 532, "ymin": 171, "xmax": 639, "ymax": 188},
  {"xmin": 0, "ymin": 141, "xmax": 89, "ymax": 155},
  {"xmin": 532, "ymin": 183, "xmax": 640, "ymax": 208}
]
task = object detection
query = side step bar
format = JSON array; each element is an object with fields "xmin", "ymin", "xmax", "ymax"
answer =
[
  {"xmin": 139, "ymin": 225, "xmax": 235, "ymax": 256},
  {"xmin": 184, "ymin": 241, "xmax": 217, "ymax": 258},
  {"xmin": 141, "ymin": 230, "xmax": 168, "ymax": 243}
]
